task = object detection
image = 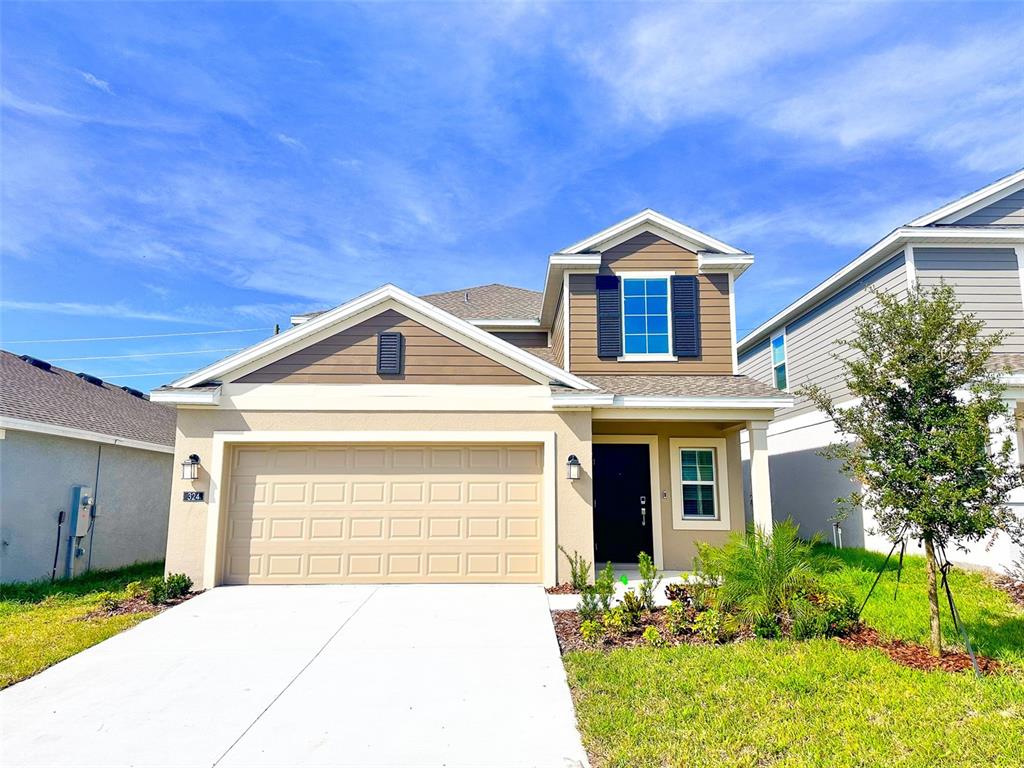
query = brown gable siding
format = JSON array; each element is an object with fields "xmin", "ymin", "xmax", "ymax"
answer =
[
  {"xmin": 567, "ymin": 234, "xmax": 733, "ymax": 375},
  {"xmin": 236, "ymin": 309, "xmax": 534, "ymax": 385}
]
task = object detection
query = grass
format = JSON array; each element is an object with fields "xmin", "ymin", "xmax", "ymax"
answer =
[
  {"xmin": 814, "ymin": 544, "xmax": 1024, "ymax": 665},
  {"xmin": 565, "ymin": 546, "xmax": 1024, "ymax": 767},
  {"xmin": 0, "ymin": 561, "xmax": 164, "ymax": 689},
  {"xmin": 565, "ymin": 641, "xmax": 1024, "ymax": 768}
]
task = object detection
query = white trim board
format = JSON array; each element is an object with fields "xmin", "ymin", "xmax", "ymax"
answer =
[
  {"xmin": 668, "ymin": 437, "xmax": 732, "ymax": 532},
  {"xmin": 593, "ymin": 435, "xmax": 664, "ymax": 569},
  {"xmin": 560, "ymin": 209, "xmax": 747, "ymax": 256},
  {"xmin": 170, "ymin": 284, "xmax": 596, "ymax": 392},
  {"xmin": 0, "ymin": 416, "xmax": 174, "ymax": 454},
  {"xmin": 201, "ymin": 430, "xmax": 558, "ymax": 590}
]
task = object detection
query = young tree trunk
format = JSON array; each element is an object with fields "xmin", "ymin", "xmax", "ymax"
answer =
[{"xmin": 923, "ymin": 536, "xmax": 942, "ymax": 656}]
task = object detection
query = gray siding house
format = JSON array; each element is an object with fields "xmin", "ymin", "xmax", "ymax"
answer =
[
  {"xmin": 0, "ymin": 351, "xmax": 176, "ymax": 583},
  {"xmin": 737, "ymin": 169, "xmax": 1024, "ymax": 571}
]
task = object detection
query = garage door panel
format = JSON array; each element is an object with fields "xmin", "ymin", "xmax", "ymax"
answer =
[{"xmin": 223, "ymin": 443, "xmax": 544, "ymax": 584}]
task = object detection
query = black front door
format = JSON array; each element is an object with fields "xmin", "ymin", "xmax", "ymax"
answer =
[{"xmin": 592, "ymin": 443, "xmax": 654, "ymax": 564}]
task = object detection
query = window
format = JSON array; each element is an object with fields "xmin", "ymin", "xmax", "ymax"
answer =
[
  {"xmin": 623, "ymin": 277, "xmax": 670, "ymax": 355},
  {"xmin": 771, "ymin": 333, "xmax": 787, "ymax": 390},
  {"xmin": 680, "ymin": 448, "xmax": 717, "ymax": 518}
]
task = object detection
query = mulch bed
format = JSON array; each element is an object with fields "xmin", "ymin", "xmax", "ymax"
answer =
[
  {"xmin": 552, "ymin": 608, "xmax": 1001, "ymax": 675},
  {"xmin": 837, "ymin": 624, "xmax": 1001, "ymax": 674},
  {"xmin": 82, "ymin": 591, "xmax": 198, "ymax": 620},
  {"xmin": 545, "ymin": 583, "xmax": 580, "ymax": 595}
]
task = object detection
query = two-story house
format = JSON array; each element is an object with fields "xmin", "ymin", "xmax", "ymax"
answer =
[
  {"xmin": 152, "ymin": 211, "xmax": 791, "ymax": 588},
  {"xmin": 738, "ymin": 170, "xmax": 1024, "ymax": 571}
]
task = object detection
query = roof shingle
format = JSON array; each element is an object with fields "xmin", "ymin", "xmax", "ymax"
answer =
[
  {"xmin": 563, "ymin": 374, "xmax": 784, "ymax": 399},
  {"xmin": 0, "ymin": 351, "xmax": 176, "ymax": 447}
]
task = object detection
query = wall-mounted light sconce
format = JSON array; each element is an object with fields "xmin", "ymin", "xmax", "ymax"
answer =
[
  {"xmin": 181, "ymin": 454, "xmax": 201, "ymax": 481},
  {"xmin": 566, "ymin": 454, "xmax": 581, "ymax": 481}
]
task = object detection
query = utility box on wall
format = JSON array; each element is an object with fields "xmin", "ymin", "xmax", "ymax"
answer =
[{"xmin": 66, "ymin": 485, "xmax": 94, "ymax": 579}]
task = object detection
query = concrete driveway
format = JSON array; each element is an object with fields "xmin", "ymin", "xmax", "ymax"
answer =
[{"xmin": 1, "ymin": 585, "xmax": 588, "ymax": 768}]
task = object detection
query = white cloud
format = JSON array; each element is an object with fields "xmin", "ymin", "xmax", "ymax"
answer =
[
  {"xmin": 78, "ymin": 70, "xmax": 113, "ymax": 94},
  {"xmin": 1, "ymin": 300, "xmax": 212, "ymax": 324},
  {"xmin": 275, "ymin": 132, "xmax": 304, "ymax": 149}
]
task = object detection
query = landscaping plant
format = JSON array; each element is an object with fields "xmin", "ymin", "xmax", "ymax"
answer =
[
  {"xmin": 618, "ymin": 588, "xmax": 645, "ymax": 626},
  {"xmin": 642, "ymin": 626, "xmax": 664, "ymax": 647},
  {"xmin": 803, "ymin": 283, "xmax": 1024, "ymax": 655},
  {"xmin": 636, "ymin": 551, "xmax": 662, "ymax": 610},
  {"xmin": 695, "ymin": 519, "xmax": 834, "ymax": 630},
  {"xmin": 164, "ymin": 573, "xmax": 193, "ymax": 599},
  {"xmin": 577, "ymin": 587, "xmax": 602, "ymax": 623},
  {"xmin": 558, "ymin": 546, "xmax": 592, "ymax": 591},
  {"xmin": 580, "ymin": 619, "xmax": 604, "ymax": 645},
  {"xmin": 664, "ymin": 599, "xmax": 688, "ymax": 636},
  {"xmin": 691, "ymin": 608, "xmax": 723, "ymax": 643},
  {"xmin": 594, "ymin": 561, "xmax": 616, "ymax": 613}
]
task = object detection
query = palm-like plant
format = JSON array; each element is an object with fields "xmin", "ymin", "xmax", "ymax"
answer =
[{"xmin": 695, "ymin": 519, "xmax": 836, "ymax": 625}]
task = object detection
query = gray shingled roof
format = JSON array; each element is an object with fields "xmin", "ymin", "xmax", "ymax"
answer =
[
  {"xmin": 990, "ymin": 353, "xmax": 1024, "ymax": 374},
  {"xmin": 562, "ymin": 374, "xmax": 784, "ymax": 399},
  {"xmin": 296, "ymin": 283, "xmax": 543, "ymax": 325},
  {"xmin": 419, "ymin": 284, "xmax": 542, "ymax": 322},
  {"xmin": 0, "ymin": 351, "xmax": 176, "ymax": 447}
]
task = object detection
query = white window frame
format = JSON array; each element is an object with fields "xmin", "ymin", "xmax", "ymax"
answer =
[
  {"xmin": 615, "ymin": 270, "xmax": 677, "ymax": 362},
  {"xmin": 770, "ymin": 330, "xmax": 789, "ymax": 392},
  {"xmin": 669, "ymin": 437, "xmax": 731, "ymax": 531}
]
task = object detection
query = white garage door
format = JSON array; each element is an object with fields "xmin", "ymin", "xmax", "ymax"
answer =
[{"xmin": 222, "ymin": 443, "xmax": 544, "ymax": 584}]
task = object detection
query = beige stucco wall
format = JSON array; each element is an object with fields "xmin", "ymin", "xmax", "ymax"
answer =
[
  {"xmin": 593, "ymin": 420, "xmax": 745, "ymax": 572},
  {"xmin": 1, "ymin": 430, "xmax": 171, "ymax": 583},
  {"xmin": 166, "ymin": 408, "xmax": 593, "ymax": 586}
]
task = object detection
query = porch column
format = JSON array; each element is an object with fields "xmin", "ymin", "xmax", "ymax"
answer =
[{"xmin": 746, "ymin": 420, "xmax": 774, "ymax": 533}]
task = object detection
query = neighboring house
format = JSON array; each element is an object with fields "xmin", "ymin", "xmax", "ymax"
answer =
[
  {"xmin": 738, "ymin": 169, "xmax": 1024, "ymax": 571},
  {"xmin": 0, "ymin": 351, "xmax": 175, "ymax": 583},
  {"xmin": 152, "ymin": 210, "xmax": 792, "ymax": 589}
]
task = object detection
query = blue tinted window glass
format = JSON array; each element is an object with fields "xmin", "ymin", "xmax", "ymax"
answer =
[
  {"xmin": 623, "ymin": 279, "xmax": 646, "ymax": 296},
  {"xmin": 646, "ymin": 279, "xmax": 668, "ymax": 296},
  {"xmin": 624, "ymin": 335, "xmax": 647, "ymax": 354},
  {"xmin": 646, "ymin": 296, "xmax": 668, "ymax": 315},
  {"xmin": 772, "ymin": 335, "xmax": 785, "ymax": 365},
  {"xmin": 646, "ymin": 315, "xmax": 668, "ymax": 334},
  {"xmin": 624, "ymin": 316, "xmax": 646, "ymax": 334},
  {"xmin": 647, "ymin": 334, "xmax": 669, "ymax": 353},
  {"xmin": 624, "ymin": 297, "xmax": 646, "ymax": 315}
]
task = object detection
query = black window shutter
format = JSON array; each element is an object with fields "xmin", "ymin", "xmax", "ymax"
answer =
[
  {"xmin": 377, "ymin": 332, "xmax": 403, "ymax": 374},
  {"xmin": 671, "ymin": 275, "xmax": 701, "ymax": 358},
  {"xmin": 595, "ymin": 275, "xmax": 622, "ymax": 358}
]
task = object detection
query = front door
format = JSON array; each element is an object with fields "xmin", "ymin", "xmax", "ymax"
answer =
[{"xmin": 592, "ymin": 443, "xmax": 653, "ymax": 564}]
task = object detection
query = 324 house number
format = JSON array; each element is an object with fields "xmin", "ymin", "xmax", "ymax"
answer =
[{"xmin": 183, "ymin": 491, "xmax": 205, "ymax": 502}]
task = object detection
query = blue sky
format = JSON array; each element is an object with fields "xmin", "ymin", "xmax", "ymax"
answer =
[{"xmin": 2, "ymin": 2, "xmax": 1022, "ymax": 391}]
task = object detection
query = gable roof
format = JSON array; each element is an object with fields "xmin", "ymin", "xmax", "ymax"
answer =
[
  {"xmin": 166, "ymin": 284, "xmax": 596, "ymax": 391},
  {"xmin": 559, "ymin": 208, "xmax": 748, "ymax": 256},
  {"xmin": 419, "ymin": 284, "xmax": 542, "ymax": 323},
  {"xmin": 908, "ymin": 168, "xmax": 1024, "ymax": 227},
  {"xmin": 738, "ymin": 172, "xmax": 1024, "ymax": 353},
  {"xmin": 0, "ymin": 351, "xmax": 175, "ymax": 451}
]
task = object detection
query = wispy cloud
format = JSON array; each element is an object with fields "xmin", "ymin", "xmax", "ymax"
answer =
[
  {"xmin": 1, "ymin": 300, "xmax": 213, "ymax": 324},
  {"xmin": 79, "ymin": 70, "xmax": 113, "ymax": 94},
  {"xmin": 275, "ymin": 132, "xmax": 304, "ymax": 149}
]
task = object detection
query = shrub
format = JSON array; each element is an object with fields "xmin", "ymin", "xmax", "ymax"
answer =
[
  {"xmin": 594, "ymin": 561, "xmax": 616, "ymax": 613},
  {"xmin": 664, "ymin": 600, "xmax": 688, "ymax": 636},
  {"xmin": 618, "ymin": 589, "xmax": 645, "ymax": 626},
  {"xmin": 642, "ymin": 626, "xmax": 664, "ymax": 647},
  {"xmin": 637, "ymin": 552, "xmax": 662, "ymax": 610},
  {"xmin": 580, "ymin": 619, "xmax": 604, "ymax": 645},
  {"xmin": 578, "ymin": 586, "xmax": 601, "ymax": 623},
  {"xmin": 692, "ymin": 608, "xmax": 723, "ymax": 643},
  {"xmin": 98, "ymin": 592, "xmax": 121, "ymax": 612},
  {"xmin": 147, "ymin": 578, "xmax": 167, "ymax": 605},
  {"xmin": 664, "ymin": 583, "xmax": 687, "ymax": 603},
  {"xmin": 165, "ymin": 573, "xmax": 193, "ymax": 599},
  {"xmin": 753, "ymin": 615, "xmax": 781, "ymax": 639},
  {"xmin": 558, "ymin": 546, "xmax": 592, "ymax": 591},
  {"xmin": 695, "ymin": 519, "xmax": 835, "ymax": 629},
  {"xmin": 124, "ymin": 580, "xmax": 146, "ymax": 600},
  {"xmin": 603, "ymin": 606, "xmax": 628, "ymax": 634}
]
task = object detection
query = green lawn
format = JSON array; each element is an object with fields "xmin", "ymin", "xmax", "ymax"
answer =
[
  {"xmin": 565, "ymin": 547, "xmax": 1024, "ymax": 767},
  {"xmin": 0, "ymin": 562, "xmax": 164, "ymax": 689}
]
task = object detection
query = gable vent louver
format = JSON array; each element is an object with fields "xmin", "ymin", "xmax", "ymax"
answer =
[
  {"xmin": 76, "ymin": 372, "xmax": 104, "ymax": 387},
  {"xmin": 19, "ymin": 355, "xmax": 52, "ymax": 371},
  {"xmin": 377, "ymin": 332, "xmax": 404, "ymax": 375}
]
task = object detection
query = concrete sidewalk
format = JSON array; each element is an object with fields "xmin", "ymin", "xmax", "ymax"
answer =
[{"xmin": 1, "ymin": 585, "xmax": 588, "ymax": 768}]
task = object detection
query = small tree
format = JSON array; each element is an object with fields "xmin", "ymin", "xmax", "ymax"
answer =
[{"xmin": 804, "ymin": 283, "xmax": 1023, "ymax": 655}]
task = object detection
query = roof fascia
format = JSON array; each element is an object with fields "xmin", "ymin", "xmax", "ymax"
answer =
[
  {"xmin": 908, "ymin": 169, "xmax": 1024, "ymax": 226},
  {"xmin": 0, "ymin": 416, "xmax": 175, "ymax": 454},
  {"xmin": 150, "ymin": 387, "xmax": 222, "ymax": 406},
  {"xmin": 552, "ymin": 394, "xmax": 793, "ymax": 410},
  {"xmin": 561, "ymin": 209, "xmax": 746, "ymax": 255}
]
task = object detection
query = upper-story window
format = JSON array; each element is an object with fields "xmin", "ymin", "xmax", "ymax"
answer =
[
  {"xmin": 622, "ymin": 277, "xmax": 670, "ymax": 355},
  {"xmin": 771, "ymin": 332, "xmax": 787, "ymax": 390}
]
